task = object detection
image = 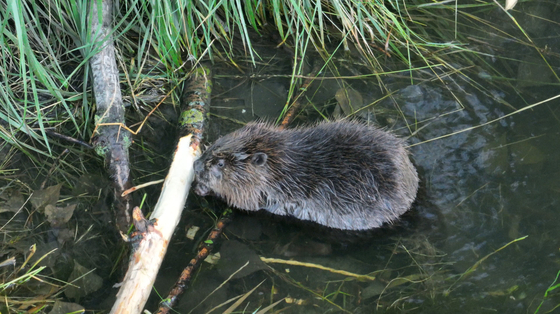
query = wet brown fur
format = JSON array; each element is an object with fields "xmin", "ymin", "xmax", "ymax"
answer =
[{"xmin": 194, "ymin": 120, "xmax": 419, "ymax": 230}]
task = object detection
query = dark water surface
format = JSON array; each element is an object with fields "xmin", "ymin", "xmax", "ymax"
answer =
[{"xmin": 159, "ymin": 11, "xmax": 560, "ymax": 314}]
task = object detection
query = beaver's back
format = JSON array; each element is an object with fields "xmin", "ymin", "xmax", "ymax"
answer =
[{"xmin": 257, "ymin": 121, "xmax": 417, "ymax": 230}]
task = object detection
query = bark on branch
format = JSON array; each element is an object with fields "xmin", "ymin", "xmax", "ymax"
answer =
[
  {"xmin": 88, "ymin": 0, "xmax": 132, "ymax": 232},
  {"xmin": 155, "ymin": 64, "xmax": 218, "ymax": 313}
]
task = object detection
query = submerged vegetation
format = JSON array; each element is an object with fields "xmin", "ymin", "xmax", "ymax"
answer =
[{"xmin": 1, "ymin": 0, "xmax": 559, "ymax": 312}]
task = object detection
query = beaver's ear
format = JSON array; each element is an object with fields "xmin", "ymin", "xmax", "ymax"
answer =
[{"xmin": 251, "ymin": 152, "xmax": 267, "ymax": 166}]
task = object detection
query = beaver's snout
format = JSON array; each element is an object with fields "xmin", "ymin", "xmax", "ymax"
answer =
[
  {"xmin": 194, "ymin": 182, "xmax": 210, "ymax": 196},
  {"xmin": 193, "ymin": 159, "xmax": 210, "ymax": 196}
]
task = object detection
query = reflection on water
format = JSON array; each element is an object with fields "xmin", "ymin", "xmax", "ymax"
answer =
[{"xmin": 403, "ymin": 84, "xmax": 560, "ymax": 312}]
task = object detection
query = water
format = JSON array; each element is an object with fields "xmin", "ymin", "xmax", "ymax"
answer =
[{"xmin": 166, "ymin": 8, "xmax": 560, "ymax": 313}]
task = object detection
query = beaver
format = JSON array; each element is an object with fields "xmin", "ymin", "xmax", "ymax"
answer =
[{"xmin": 193, "ymin": 120, "xmax": 419, "ymax": 231}]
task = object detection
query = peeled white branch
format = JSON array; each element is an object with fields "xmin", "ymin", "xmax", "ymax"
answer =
[{"xmin": 110, "ymin": 135, "xmax": 199, "ymax": 314}]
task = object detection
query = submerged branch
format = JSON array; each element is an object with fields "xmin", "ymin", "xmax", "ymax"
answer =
[{"xmin": 157, "ymin": 214, "xmax": 231, "ymax": 313}]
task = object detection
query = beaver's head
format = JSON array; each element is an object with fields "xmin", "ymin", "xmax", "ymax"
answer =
[{"xmin": 193, "ymin": 123, "xmax": 278, "ymax": 210}]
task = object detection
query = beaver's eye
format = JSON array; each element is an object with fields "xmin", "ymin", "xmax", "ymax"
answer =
[{"xmin": 216, "ymin": 159, "xmax": 225, "ymax": 168}]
